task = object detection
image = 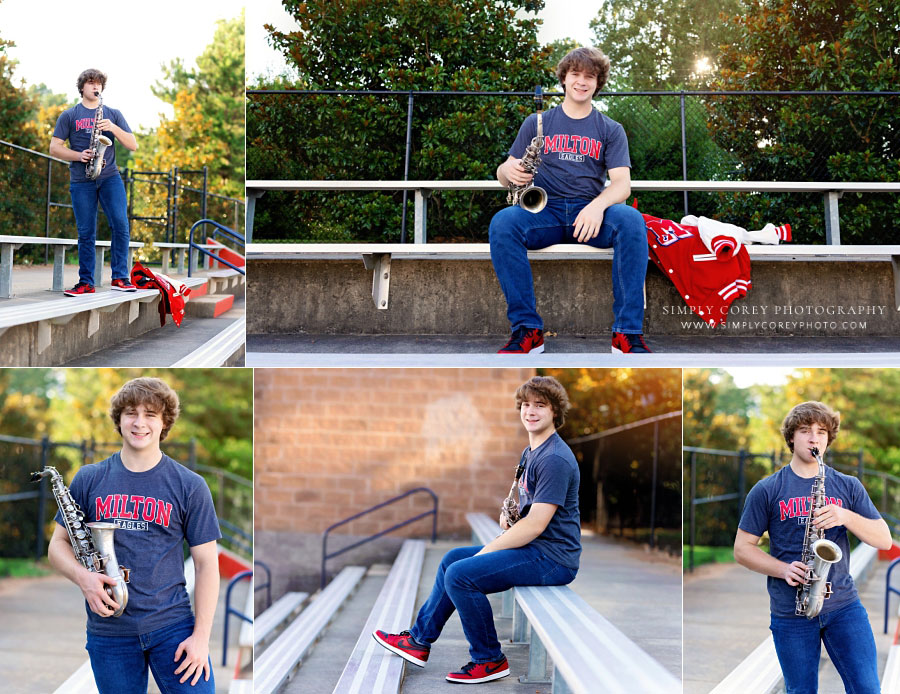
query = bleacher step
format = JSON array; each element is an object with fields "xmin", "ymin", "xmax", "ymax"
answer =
[
  {"xmin": 186, "ymin": 294, "xmax": 235, "ymax": 318},
  {"xmin": 279, "ymin": 571, "xmax": 388, "ymax": 694}
]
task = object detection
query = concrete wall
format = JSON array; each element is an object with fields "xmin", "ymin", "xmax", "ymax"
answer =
[
  {"xmin": 0, "ymin": 295, "xmax": 172, "ymax": 366},
  {"xmin": 247, "ymin": 258, "xmax": 899, "ymax": 337}
]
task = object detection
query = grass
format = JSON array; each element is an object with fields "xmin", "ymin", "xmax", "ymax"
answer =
[
  {"xmin": 683, "ymin": 545, "xmax": 736, "ymax": 571},
  {"xmin": 0, "ymin": 557, "xmax": 52, "ymax": 578}
]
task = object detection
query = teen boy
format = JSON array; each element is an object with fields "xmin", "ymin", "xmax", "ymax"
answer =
[
  {"xmin": 47, "ymin": 378, "xmax": 221, "ymax": 693},
  {"xmin": 734, "ymin": 401, "xmax": 891, "ymax": 694},
  {"xmin": 50, "ymin": 69, "xmax": 137, "ymax": 296},
  {"xmin": 491, "ymin": 47, "xmax": 650, "ymax": 354},
  {"xmin": 373, "ymin": 375, "xmax": 581, "ymax": 683}
]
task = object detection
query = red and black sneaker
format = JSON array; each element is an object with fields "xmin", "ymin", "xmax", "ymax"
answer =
[
  {"xmin": 498, "ymin": 327, "xmax": 544, "ymax": 355},
  {"xmin": 63, "ymin": 282, "xmax": 95, "ymax": 296},
  {"xmin": 446, "ymin": 657, "xmax": 510, "ymax": 684},
  {"xmin": 372, "ymin": 629, "xmax": 430, "ymax": 667},
  {"xmin": 611, "ymin": 332, "xmax": 652, "ymax": 354},
  {"xmin": 111, "ymin": 278, "xmax": 137, "ymax": 292}
]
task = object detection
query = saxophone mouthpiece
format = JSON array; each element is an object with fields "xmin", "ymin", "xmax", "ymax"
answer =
[
  {"xmin": 93, "ymin": 90, "xmax": 100, "ymax": 97},
  {"xmin": 810, "ymin": 447, "xmax": 820, "ymax": 457},
  {"xmin": 29, "ymin": 470, "xmax": 46, "ymax": 482}
]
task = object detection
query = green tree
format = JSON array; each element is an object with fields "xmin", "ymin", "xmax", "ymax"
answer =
[
  {"xmin": 590, "ymin": 0, "xmax": 740, "ymax": 90},
  {"xmin": 248, "ymin": 0, "xmax": 552, "ymax": 241},
  {"xmin": 706, "ymin": 0, "xmax": 900, "ymax": 242}
]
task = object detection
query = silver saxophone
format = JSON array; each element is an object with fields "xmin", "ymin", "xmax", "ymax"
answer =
[
  {"xmin": 31, "ymin": 466, "xmax": 130, "ymax": 617},
  {"xmin": 795, "ymin": 447, "xmax": 842, "ymax": 618},
  {"xmin": 85, "ymin": 90, "xmax": 112, "ymax": 181},
  {"xmin": 507, "ymin": 86, "xmax": 548, "ymax": 214}
]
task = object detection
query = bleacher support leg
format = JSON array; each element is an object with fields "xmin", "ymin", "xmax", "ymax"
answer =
[
  {"xmin": 518, "ymin": 628, "xmax": 550, "ymax": 685},
  {"xmin": 512, "ymin": 599, "xmax": 528, "ymax": 644},
  {"xmin": 95, "ymin": 248, "xmax": 106, "ymax": 288},
  {"xmin": 550, "ymin": 665, "xmax": 573, "ymax": 694},
  {"xmin": 52, "ymin": 246, "xmax": 65, "ymax": 291},
  {"xmin": 161, "ymin": 251, "xmax": 170, "ymax": 275},
  {"xmin": 362, "ymin": 253, "xmax": 391, "ymax": 309},
  {"xmin": 824, "ymin": 192, "xmax": 841, "ymax": 245},
  {"xmin": 501, "ymin": 589, "xmax": 513, "ymax": 618},
  {"xmin": 1, "ymin": 242, "xmax": 13, "ymax": 298},
  {"xmin": 891, "ymin": 255, "xmax": 900, "ymax": 312},
  {"xmin": 177, "ymin": 248, "xmax": 186, "ymax": 275}
]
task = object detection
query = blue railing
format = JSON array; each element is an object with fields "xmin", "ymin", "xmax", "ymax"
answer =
[
  {"xmin": 188, "ymin": 219, "xmax": 245, "ymax": 277},
  {"xmin": 321, "ymin": 487, "xmax": 438, "ymax": 589},
  {"xmin": 222, "ymin": 570, "xmax": 253, "ymax": 666},
  {"xmin": 220, "ymin": 518, "xmax": 252, "ymax": 556},
  {"xmin": 254, "ymin": 560, "xmax": 273, "ymax": 610}
]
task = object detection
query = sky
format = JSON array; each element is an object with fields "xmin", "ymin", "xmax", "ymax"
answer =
[
  {"xmin": 246, "ymin": 0, "xmax": 604, "ymax": 83},
  {"xmin": 722, "ymin": 368, "xmax": 796, "ymax": 389},
  {"xmin": 0, "ymin": 0, "xmax": 245, "ymax": 131}
]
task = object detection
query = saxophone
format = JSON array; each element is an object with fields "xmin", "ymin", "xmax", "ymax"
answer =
[
  {"xmin": 507, "ymin": 86, "xmax": 548, "ymax": 214},
  {"xmin": 795, "ymin": 447, "xmax": 843, "ymax": 618},
  {"xmin": 31, "ymin": 466, "xmax": 130, "ymax": 617},
  {"xmin": 85, "ymin": 90, "xmax": 112, "ymax": 181}
]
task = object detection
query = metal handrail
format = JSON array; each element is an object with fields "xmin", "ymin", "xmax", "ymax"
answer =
[
  {"xmin": 188, "ymin": 219, "xmax": 246, "ymax": 277},
  {"xmin": 254, "ymin": 560, "xmax": 273, "ymax": 610},
  {"xmin": 321, "ymin": 486, "xmax": 438, "ymax": 588},
  {"xmin": 222, "ymin": 570, "xmax": 253, "ymax": 666}
]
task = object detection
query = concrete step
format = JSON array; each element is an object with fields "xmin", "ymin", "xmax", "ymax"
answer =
[
  {"xmin": 65, "ymin": 297, "xmax": 245, "ymax": 366},
  {"xmin": 186, "ymin": 294, "xmax": 236, "ymax": 318}
]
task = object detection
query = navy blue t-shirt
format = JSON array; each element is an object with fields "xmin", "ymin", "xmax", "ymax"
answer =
[
  {"xmin": 52, "ymin": 102, "xmax": 131, "ymax": 183},
  {"xmin": 509, "ymin": 105, "xmax": 631, "ymax": 201},
  {"xmin": 517, "ymin": 432, "xmax": 582, "ymax": 570},
  {"xmin": 54, "ymin": 453, "xmax": 221, "ymax": 635},
  {"xmin": 738, "ymin": 464, "xmax": 880, "ymax": 617}
]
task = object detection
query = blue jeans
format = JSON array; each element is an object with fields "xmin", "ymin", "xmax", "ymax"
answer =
[
  {"xmin": 770, "ymin": 599, "xmax": 880, "ymax": 694},
  {"xmin": 489, "ymin": 199, "xmax": 648, "ymax": 334},
  {"xmin": 409, "ymin": 544, "xmax": 577, "ymax": 663},
  {"xmin": 85, "ymin": 616, "xmax": 215, "ymax": 694},
  {"xmin": 70, "ymin": 174, "xmax": 130, "ymax": 286}
]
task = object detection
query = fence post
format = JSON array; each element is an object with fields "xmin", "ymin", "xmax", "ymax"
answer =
[
  {"xmin": 858, "ymin": 448, "xmax": 865, "ymax": 479},
  {"xmin": 201, "ymin": 166, "xmax": 208, "ymax": 222},
  {"xmin": 44, "ymin": 159, "xmax": 52, "ymax": 264},
  {"xmin": 35, "ymin": 435, "xmax": 51, "ymax": 561},
  {"xmin": 689, "ymin": 450, "xmax": 696, "ymax": 572},
  {"xmin": 738, "ymin": 449, "xmax": 746, "ymax": 510},
  {"xmin": 401, "ymin": 92, "xmax": 414, "ymax": 244},
  {"xmin": 680, "ymin": 91, "xmax": 689, "ymax": 217},
  {"xmin": 172, "ymin": 167, "xmax": 180, "ymax": 247},
  {"xmin": 650, "ymin": 420, "xmax": 659, "ymax": 549}
]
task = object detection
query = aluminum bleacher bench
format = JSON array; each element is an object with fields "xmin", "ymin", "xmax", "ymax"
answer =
[
  {"xmin": 206, "ymin": 268, "xmax": 245, "ymax": 294},
  {"xmin": 466, "ymin": 512, "xmax": 678, "ymax": 694},
  {"xmin": 171, "ymin": 316, "xmax": 245, "ymax": 367},
  {"xmin": 228, "ymin": 680, "xmax": 254, "ymax": 694},
  {"xmin": 333, "ymin": 539, "xmax": 426, "ymax": 694},
  {"xmin": 254, "ymin": 565, "xmax": 367, "ymax": 694},
  {"xmin": 710, "ymin": 541, "xmax": 879, "ymax": 693},
  {"xmin": 0, "ymin": 236, "xmax": 142, "ymax": 298},
  {"xmin": 253, "ymin": 590, "xmax": 310, "ymax": 648},
  {"xmin": 0, "ymin": 276, "xmax": 208, "ymax": 355},
  {"xmin": 52, "ymin": 557, "xmax": 196, "ymax": 694}
]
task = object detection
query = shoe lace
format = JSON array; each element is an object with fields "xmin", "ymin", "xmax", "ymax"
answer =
[{"xmin": 459, "ymin": 662, "xmax": 477, "ymax": 674}]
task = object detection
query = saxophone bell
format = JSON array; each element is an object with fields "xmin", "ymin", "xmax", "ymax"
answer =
[
  {"xmin": 518, "ymin": 185, "xmax": 548, "ymax": 214},
  {"xmin": 86, "ymin": 522, "xmax": 130, "ymax": 618}
]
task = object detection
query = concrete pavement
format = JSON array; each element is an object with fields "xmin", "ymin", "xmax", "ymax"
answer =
[{"xmin": 0, "ymin": 571, "xmax": 248, "ymax": 694}]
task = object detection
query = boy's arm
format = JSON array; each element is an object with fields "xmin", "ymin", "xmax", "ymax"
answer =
[
  {"xmin": 97, "ymin": 117, "xmax": 137, "ymax": 151},
  {"xmin": 49, "ymin": 136, "xmax": 92, "ymax": 163},
  {"xmin": 813, "ymin": 505, "xmax": 893, "ymax": 550},
  {"xmin": 733, "ymin": 528, "xmax": 808, "ymax": 586},
  {"xmin": 48, "ymin": 523, "xmax": 121, "ymax": 616},
  {"xmin": 572, "ymin": 166, "xmax": 632, "ymax": 242},
  {"xmin": 477, "ymin": 502, "xmax": 557, "ymax": 555},
  {"xmin": 497, "ymin": 155, "xmax": 533, "ymax": 188},
  {"xmin": 173, "ymin": 540, "xmax": 219, "ymax": 685}
]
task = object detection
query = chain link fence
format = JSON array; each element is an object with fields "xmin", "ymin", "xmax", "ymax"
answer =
[
  {"xmin": 247, "ymin": 90, "xmax": 900, "ymax": 243},
  {"xmin": 567, "ymin": 411, "xmax": 682, "ymax": 554}
]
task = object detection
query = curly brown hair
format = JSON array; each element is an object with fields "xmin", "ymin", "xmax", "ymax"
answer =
[
  {"xmin": 781, "ymin": 401, "xmax": 841, "ymax": 452},
  {"xmin": 556, "ymin": 47, "xmax": 611, "ymax": 96},
  {"xmin": 109, "ymin": 378, "xmax": 180, "ymax": 442},
  {"xmin": 515, "ymin": 376, "xmax": 571, "ymax": 429},
  {"xmin": 76, "ymin": 69, "xmax": 107, "ymax": 97}
]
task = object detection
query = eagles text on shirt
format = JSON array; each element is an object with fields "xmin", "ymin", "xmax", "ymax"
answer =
[{"xmin": 96, "ymin": 493, "xmax": 174, "ymax": 530}]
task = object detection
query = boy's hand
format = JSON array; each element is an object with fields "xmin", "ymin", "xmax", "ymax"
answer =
[
  {"xmin": 783, "ymin": 560, "xmax": 809, "ymax": 586},
  {"xmin": 77, "ymin": 569, "xmax": 120, "ymax": 617},
  {"xmin": 499, "ymin": 513, "xmax": 510, "ymax": 531},
  {"xmin": 813, "ymin": 504, "xmax": 847, "ymax": 530},
  {"xmin": 573, "ymin": 199, "xmax": 605, "ymax": 242},
  {"xmin": 501, "ymin": 158, "xmax": 534, "ymax": 187},
  {"xmin": 79, "ymin": 149, "xmax": 94, "ymax": 162},
  {"xmin": 173, "ymin": 633, "xmax": 211, "ymax": 685}
]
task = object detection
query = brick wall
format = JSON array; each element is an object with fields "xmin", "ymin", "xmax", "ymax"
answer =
[{"xmin": 254, "ymin": 368, "xmax": 536, "ymax": 540}]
